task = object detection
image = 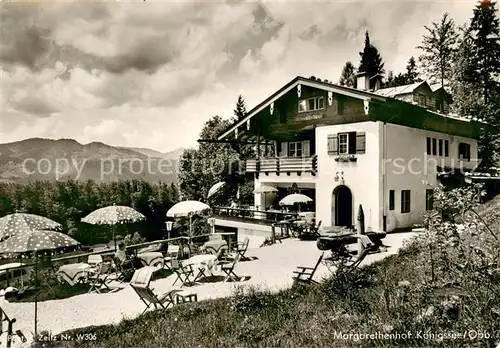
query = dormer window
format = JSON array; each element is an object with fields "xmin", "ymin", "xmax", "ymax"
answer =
[{"xmin": 298, "ymin": 97, "xmax": 324, "ymax": 113}]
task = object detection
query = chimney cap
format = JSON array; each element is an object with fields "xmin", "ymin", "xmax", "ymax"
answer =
[{"xmin": 355, "ymin": 71, "xmax": 368, "ymax": 77}]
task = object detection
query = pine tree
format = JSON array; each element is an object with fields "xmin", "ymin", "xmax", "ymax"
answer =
[
  {"xmin": 233, "ymin": 95, "xmax": 247, "ymax": 122},
  {"xmin": 385, "ymin": 70, "xmax": 394, "ymax": 87},
  {"xmin": 405, "ymin": 56, "xmax": 419, "ymax": 84},
  {"xmin": 417, "ymin": 13, "xmax": 458, "ymax": 88},
  {"xmin": 358, "ymin": 31, "xmax": 385, "ymax": 84},
  {"xmin": 451, "ymin": 1, "xmax": 500, "ymax": 168},
  {"xmin": 470, "ymin": 0, "xmax": 500, "ymax": 104},
  {"xmin": 339, "ymin": 61, "xmax": 357, "ymax": 87}
]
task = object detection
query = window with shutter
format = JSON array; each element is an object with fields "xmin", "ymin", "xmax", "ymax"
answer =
[
  {"xmin": 356, "ymin": 132, "xmax": 366, "ymax": 154},
  {"xmin": 280, "ymin": 142, "xmax": 288, "ymax": 157},
  {"xmin": 348, "ymin": 132, "xmax": 357, "ymax": 155},
  {"xmin": 327, "ymin": 135, "xmax": 338, "ymax": 155},
  {"xmin": 302, "ymin": 141, "xmax": 310, "ymax": 157}
]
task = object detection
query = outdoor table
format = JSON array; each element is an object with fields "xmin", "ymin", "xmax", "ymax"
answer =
[
  {"xmin": 137, "ymin": 252, "xmax": 164, "ymax": 268},
  {"xmin": 201, "ymin": 239, "xmax": 228, "ymax": 252},
  {"xmin": 184, "ymin": 254, "xmax": 217, "ymax": 282},
  {"xmin": 57, "ymin": 263, "xmax": 93, "ymax": 286}
]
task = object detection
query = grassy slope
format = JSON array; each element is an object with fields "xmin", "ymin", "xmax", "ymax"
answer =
[{"xmin": 52, "ymin": 242, "xmax": 497, "ymax": 348}]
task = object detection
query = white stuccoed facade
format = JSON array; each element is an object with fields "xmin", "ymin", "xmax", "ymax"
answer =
[{"xmin": 254, "ymin": 121, "xmax": 478, "ymax": 232}]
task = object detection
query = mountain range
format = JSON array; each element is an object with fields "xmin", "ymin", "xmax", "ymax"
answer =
[{"xmin": 0, "ymin": 138, "xmax": 185, "ymax": 184}]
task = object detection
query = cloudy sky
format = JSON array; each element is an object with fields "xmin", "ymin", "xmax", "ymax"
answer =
[{"xmin": 0, "ymin": 0, "xmax": 483, "ymax": 152}]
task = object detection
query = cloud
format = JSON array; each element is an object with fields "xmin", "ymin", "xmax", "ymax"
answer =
[{"xmin": 0, "ymin": 0, "xmax": 482, "ymax": 151}]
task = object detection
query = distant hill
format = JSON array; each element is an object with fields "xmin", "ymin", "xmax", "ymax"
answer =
[
  {"xmin": 120, "ymin": 146, "xmax": 185, "ymax": 160},
  {"xmin": 0, "ymin": 138, "xmax": 179, "ymax": 184}
]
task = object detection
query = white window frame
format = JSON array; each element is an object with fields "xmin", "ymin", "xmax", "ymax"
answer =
[
  {"xmin": 288, "ymin": 141, "xmax": 303, "ymax": 157},
  {"xmin": 338, "ymin": 133, "xmax": 348, "ymax": 155},
  {"xmin": 298, "ymin": 97, "xmax": 325, "ymax": 113}
]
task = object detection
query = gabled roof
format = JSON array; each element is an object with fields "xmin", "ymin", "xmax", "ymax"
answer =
[
  {"xmin": 429, "ymin": 83, "xmax": 443, "ymax": 92},
  {"xmin": 375, "ymin": 81, "xmax": 427, "ymax": 98},
  {"xmin": 218, "ymin": 76, "xmax": 386, "ymax": 140}
]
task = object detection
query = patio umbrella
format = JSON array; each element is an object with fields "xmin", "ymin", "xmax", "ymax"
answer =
[
  {"xmin": 207, "ymin": 182, "xmax": 226, "ymax": 198},
  {"xmin": 254, "ymin": 186, "xmax": 278, "ymax": 210},
  {"xmin": 81, "ymin": 205, "xmax": 146, "ymax": 250},
  {"xmin": 253, "ymin": 185, "xmax": 278, "ymax": 194},
  {"xmin": 279, "ymin": 193, "xmax": 313, "ymax": 213},
  {"xmin": 0, "ymin": 213, "xmax": 62, "ymax": 240},
  {"xmin": 279, "ymin": 193, "xmax": 312, "ymax": 206},
  {"xmin": 166, "ymin": 201, "xmax": 211, "ymax": 247},
  {"xmin": 0, "ymin": 229, "xmax": 80, "ymax": 337}
]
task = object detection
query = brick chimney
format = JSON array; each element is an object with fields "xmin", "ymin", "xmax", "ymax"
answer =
[{"xmin": 356, "ymin": 71, "xmax": 370, "ymax": 91}]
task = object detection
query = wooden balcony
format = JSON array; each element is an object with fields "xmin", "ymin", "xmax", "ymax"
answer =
[{"xmin": 246, "ymin": 156, "xmax": 317, "ymax": 175}]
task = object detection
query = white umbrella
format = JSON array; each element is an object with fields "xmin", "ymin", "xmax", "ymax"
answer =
[
  {"xmin": 166, "ymin": 201, "xmax": 211, "ymax": 218},
  {"xmin": 166, "ymin": 201, "xmax": 211, "ymax": 244},
  {"xmin": 81, "ymin": 205, "xmax": 146, "ymax": 249},
  {"xmin": 279, "ymin": 193, "xmax": 313, "ymax": 206},
  {"xmin": 0, "ymin": 213, "xmax": 62, "ymax": 240},
  {"xmin": 253, "ymin": 185, "xmax": 278, "ymax": 194},
  {"xmin": 0, "ymin": 229, "xmax": 80, "ymax": 337},
  {"xmin": 207, "ymin": 182, "xmax": 225, "ymax": 198}
]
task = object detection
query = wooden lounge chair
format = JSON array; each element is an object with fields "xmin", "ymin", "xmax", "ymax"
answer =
[
  {"xmin": 171, "ymin": 260, "xmax": 194, "ymax": 286},
  {"xmin": 292, "ymin": 253, "xmax": 324, "ymax": 285},
  {"xmin": 130, "ymin": 267, "xmax": 181, "ymax": 315},
  {"xmin": 88, "ymin": 262, "xmax": 112, "ymax": 293},
  {"xmin": 221, "ymin": 254, "xmax": 241, "ymax": 282}
]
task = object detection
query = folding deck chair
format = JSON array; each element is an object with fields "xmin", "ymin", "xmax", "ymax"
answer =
[
  {"xmin": 171, "ymin": 260, "xmax": 195, "ymax": 286},
  {"xmin": 221, "ymin": 254, "xmax": 241, "ymax": 282},
  {"xmin": 309, "ymin": 220, "xmax": 322, "ymax": 237},
  {"xmin": 130, "ymin": 267, "xmax": 182, "ymax": 315},
  {"xmin": 292, "ymin": 253, "xmax": 324, "ymax": 285},
  {"xmin": 231, "ymin": 237, "xmax": 250, "ymax": 261},
  {"xmin": 88, "ymin": 262, "xmax": 113, "ymax": 293}
]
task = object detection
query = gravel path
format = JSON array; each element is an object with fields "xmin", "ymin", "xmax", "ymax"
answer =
[{"xmin": 0, "ymin": 232, "xmax": 418, "ymax": 348}]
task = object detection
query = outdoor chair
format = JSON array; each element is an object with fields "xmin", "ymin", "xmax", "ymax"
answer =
[
  {"xmin": 88, "ymin": 262, "xmax": 113, "ymax": 293},
  {"xmin": 221, "ymin": 254, "xmax": 241, "ymax": 282},
  {"xmin": 231, "ymin": 237, "xmax": 250, "ymax": 261},
  {"xmin": 164, "ymin": 245, "xmax": 180, "ymax": 271},
  {"xmin": 171, "ymin": 260, "xmax": 194, "ymax": 287},
  {"xmin": 347, "ymin": 235, "xmax": 374, "ymax": 270},
  {"xmin": 310, "ymin": 220, "xmax": 322, "ymax": 237},
  {"xmin": 88, "ymin": 254, "xmax": 103, "ymax": 270},
  {"xmin": 112, "ymin": 256, "xmax": 131, "ymax": 283},
  {"xmin": 130, "ymin": 267, "xmax": 181, "ymax": 315},
  {"xmin": 292, "ymin": 253, "xmax": 324, "ymax": 285}
]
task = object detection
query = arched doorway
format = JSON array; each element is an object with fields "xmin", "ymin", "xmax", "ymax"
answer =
[{"xmin": 332, "ymin": 185, "xmax": 353, "ymax": 227}]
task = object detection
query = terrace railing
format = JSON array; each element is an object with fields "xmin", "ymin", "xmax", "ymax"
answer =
[
  {"xmin": 0, "ymin": 233, "xmax": 236, "ymax": 273},
  {"xmin": 213, "ymin": 206, "xmax": 298, "ymax": 224},
  {"xmin": 246, "ymin": 156, "xmax": 317, "ymax": 175}
]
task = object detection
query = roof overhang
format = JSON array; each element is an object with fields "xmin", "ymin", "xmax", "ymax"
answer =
[{"xmin": 218, "ymin": 76, "xmax": 386, "ymax": 140}]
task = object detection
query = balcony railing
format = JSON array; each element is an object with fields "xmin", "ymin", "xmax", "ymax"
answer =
[{"xmin": 246, "ymin": 156, "xmax": 317, "ymax": 175}]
